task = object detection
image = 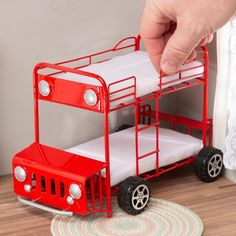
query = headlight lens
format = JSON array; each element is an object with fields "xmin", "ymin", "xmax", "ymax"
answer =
[
  {"xmin": 24, "ymin": 184, "xmax": 31, "ymax": 193},
  {"xmin": 14, "ymin": 166, "xmax": 27, "ymax": 182},
  {"xmin": 66, "ymin": 196, "xmax": 74, "ymax": 205},
  {"xmin": 84, "ymin": 89, "xmax": 98, "ymax": 106},
  {"xmin": 69, "ymin": 184, "xmax": 82, "ymax": 199},
  {"xmin": 38, "ymin": 80, "xmax": 50, "ymax": 96}
]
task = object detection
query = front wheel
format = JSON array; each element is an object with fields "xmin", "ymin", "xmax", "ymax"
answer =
[
  {"xmin": 195, "ymin": 147, "xmax": 224, "ymax": 182},
  {"xmin": 118, "ymin": 176, "xmax": 150, "ymax": 215}
]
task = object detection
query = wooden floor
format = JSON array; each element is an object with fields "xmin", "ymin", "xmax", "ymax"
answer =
[{"xmin": 1, "ymin": 166, "xmax": 236, "ymax": 236}]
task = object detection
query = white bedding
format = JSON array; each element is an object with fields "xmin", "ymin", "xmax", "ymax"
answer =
[
  {"xmin": 66, "ymin": 126, "xmax": 203, "ymax": 186},
  {"xmin": 55, "ymin": 51, "xmax": 204, "ymax": 107}
]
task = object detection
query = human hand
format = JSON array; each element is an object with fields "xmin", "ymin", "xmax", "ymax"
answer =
[{"xmin": 141, "ymin": 0, "xmax": 236, "ymax": 74}]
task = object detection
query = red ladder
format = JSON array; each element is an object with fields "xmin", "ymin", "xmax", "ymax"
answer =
[{"xmin": 134, "ymin": 96, "xmax": 160, "ymax": 176}]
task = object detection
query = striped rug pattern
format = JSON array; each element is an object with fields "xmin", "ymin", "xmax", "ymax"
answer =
[{"xmin": 51, "ymin": 198, "xmax": 204, "ymax": 236}]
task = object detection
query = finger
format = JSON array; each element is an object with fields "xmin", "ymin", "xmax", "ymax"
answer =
[
  {"xmin": 207, "ymin": 33, "xmax": 214, "ymax": 43},
  {"xmin": 140, "ymin": 2, "xmax": 170, "ymax": 72},
  {"xmin": 199, "ymin": 33, "xmax": 214, "ymax": 46},
  {"xmin": 163, "ymin": 22, "xmax": 177, "ymax": 44},
  {"xmin": 199, "ymin": 36, "xmax": 208, "ymax": 46},
  {"xmin": 160, "ymin": 21, "xmax": 205, "ymax": 74},
  {"xmin": 186, "ymin": 49, "xmax": 197, "ymax": 62}
]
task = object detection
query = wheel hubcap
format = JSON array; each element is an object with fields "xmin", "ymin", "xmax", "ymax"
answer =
[
  {"xmin": 208, "ymin": 154, "xmax": 223, "ymax": 178},
  {"xmin": 132, "ymin": 184, "xmax": 149, "ymax": 210}
]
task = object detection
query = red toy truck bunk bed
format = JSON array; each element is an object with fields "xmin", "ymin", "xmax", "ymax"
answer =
[{"xmin": 12, "ymin": 36, "xmax": 223, "ymax": 218}]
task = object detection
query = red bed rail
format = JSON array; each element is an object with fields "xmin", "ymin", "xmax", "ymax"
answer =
[
  {"xmin": 139, "ymin": 105, "xmax": 212, "ymax": 147},
  {"xmin": 49, "ymin": 36, "xmax": 141, "ymax": 76},
  {"xmin": 34, "ymin": 36, "xmax": 208, "ymax": 114},
  {"xmin": 108, "ymin": 76, "xmax": 137, "ymax": 111},
  {"xmin": 33, "ymin": 36, "xmax": 141, "ymax": 113},
  {"xmin": 159, "ymin": 46, "xmax": 208, "ymax": 93}
]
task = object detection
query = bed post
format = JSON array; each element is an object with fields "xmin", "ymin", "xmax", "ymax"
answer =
[
  {"xmin": 202, "ymin": 46, "xmax": 209, "ymax": 147},
  {"xmin": 33, "ymin": 66, "xmax": 40, "ymax": 143},
  {"xmin": 155, "ymin": 93, "xmax": 160, "ymax": 176},
  {"xmin": 104, "ymin": 97, "xmax": 112, "ymax": 218},
  {"xmin": 135, "ymin": 35, "xmax": 141, "ymax": 51}
]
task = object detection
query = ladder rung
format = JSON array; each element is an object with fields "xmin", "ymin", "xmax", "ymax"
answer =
[
  {"xmin": 138, "ymin": 150, "xmax": 158, "ymax": 160},
  {"xmin": 138, "ymin": 122, "xmax": 159, "ymax": 132}
]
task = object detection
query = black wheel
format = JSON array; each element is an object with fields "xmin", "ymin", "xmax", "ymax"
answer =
[
  {"xmin": 195, "ymin": 147, "xmax": 224, "ymax": 182},
  {"xmin": 116, "ymin": 124, "xmax": 133, "ymax": 132},
  {"xmin": 118, "ymin": 176, "xmax": 150, "ymax": 215}
]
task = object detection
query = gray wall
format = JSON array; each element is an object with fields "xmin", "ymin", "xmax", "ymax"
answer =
[{"xmin": 0, "ymin": 0, "xmax": 146, "ymax": 175}]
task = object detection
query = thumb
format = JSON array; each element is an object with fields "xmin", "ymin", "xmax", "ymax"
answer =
[{"xmin": 160, "ymin": 22, "xmax": 204, "ymax": 74}]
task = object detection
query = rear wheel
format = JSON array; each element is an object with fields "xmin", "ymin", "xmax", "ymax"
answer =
[
  {"xmin": 195, "ymin": 147, "xmax": 224, "ymax": 182},
  {"xmin": 118, "ymin": 176, "xmax": 150, "ymax": 215}
]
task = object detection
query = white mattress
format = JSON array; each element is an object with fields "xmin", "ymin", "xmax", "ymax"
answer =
[
  {"xmin": 66, "ymin": 126, "xmax": 203, "ymax": 186},
  {"xmin": 55, "ymin": 51, "xmax": 204, "ymax": 107}
]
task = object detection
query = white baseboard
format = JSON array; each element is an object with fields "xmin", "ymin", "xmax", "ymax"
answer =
[{"xmin": 224, "ymin": 169, "xmax": 236, "ymax": 183}]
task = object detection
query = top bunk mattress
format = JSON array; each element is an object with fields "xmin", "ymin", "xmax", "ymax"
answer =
[{"xmin": 55, "ymin": 51, "xmax": 204, "ymax": 106}]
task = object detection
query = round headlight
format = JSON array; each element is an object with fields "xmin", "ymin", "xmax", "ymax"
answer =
[
  {"xmin": 66, "ymin": 196, "xmax": 74, "ymax": 205},
  {"xmin": 38, "ymin": 80, "xmax": 50, "ymax": 96},
  {"xmin": 69, "ymin": 184, "xmax": 82, "ymax": 199},
  {"xmin": 14, "ymin": 166, "xmax": 27, "ymax": 182},
  {"xmin": 84, "ymin": 89, "xmax": 98, "ymax": 106},
  {"xmin": 24, "ymin": 184, "xmax": 31, "ymax": 193}
]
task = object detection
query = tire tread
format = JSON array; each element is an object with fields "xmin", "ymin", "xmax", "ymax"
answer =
[
  {"xmin": 195, "ymin": 147, "xmax": 223, "ymax": 182},
  {"xmin": 118, "ymin": 176, "xmax": 150, "ymax": 215}
]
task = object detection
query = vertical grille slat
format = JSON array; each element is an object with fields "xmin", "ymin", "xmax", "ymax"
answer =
[
  {"xmin": 60, "ymin": 182, "xmax": 65, "ymax": 198},
  {"xmin": 31, "ymin": 173, "xmax": 36, "ymax": 190},
  {"xmin": 39, "ymin": 175, "xmax": 65, "ymax": 199},
  {"xmin": 50, "ymin": 179, "xmax": 56, "ymax": 195},
  {"xmin": 41, "ymin": 176, "xmax": 46, "ymax": 192}
]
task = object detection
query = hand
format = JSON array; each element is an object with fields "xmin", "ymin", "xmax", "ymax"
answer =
[{"xmin": 141, "ymin": 0, "xmax": 236, "ymax": 74}]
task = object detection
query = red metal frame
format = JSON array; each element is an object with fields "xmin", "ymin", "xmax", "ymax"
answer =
[{"xmin": 12, "ymin": 35, "xmax": 209, "ymax": 218}]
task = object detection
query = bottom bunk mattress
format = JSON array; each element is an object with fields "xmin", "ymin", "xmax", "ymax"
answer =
[{"xmin": 66, "ymin": 126, "xmax": 203, "ymax": 186}]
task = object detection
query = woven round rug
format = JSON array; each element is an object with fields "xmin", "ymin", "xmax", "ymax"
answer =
[{"xmin": 51, "ymin": 198, "xmax": 204, "ymax": 236}]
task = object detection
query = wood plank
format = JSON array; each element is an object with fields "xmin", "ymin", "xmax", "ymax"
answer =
[{"xmin": 0, "ymin": 175, "xmax": 52, "ymax": 236}]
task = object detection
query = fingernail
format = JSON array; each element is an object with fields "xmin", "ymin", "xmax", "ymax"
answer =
[{"xmin": 161, "ymin": 61, "xmax": 179, "ymax": 74}]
